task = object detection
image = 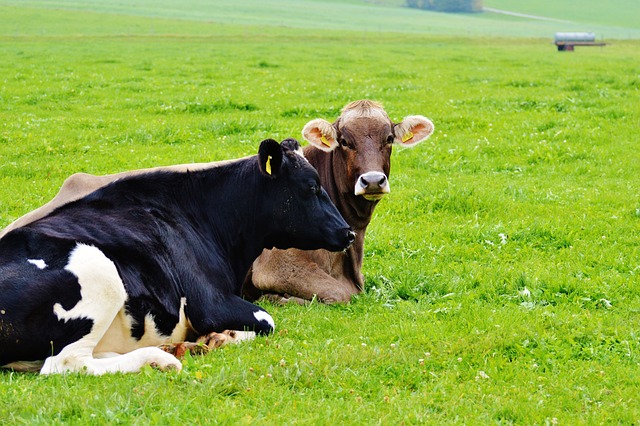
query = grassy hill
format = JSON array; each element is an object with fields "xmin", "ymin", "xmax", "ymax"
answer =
[
  {"xmin": 1, "ymin": 0, "xmax": 639, "ymax": 38},
  {"xmin": 484, "ymin": 0, "xmax": 640, "ymax": 30}
]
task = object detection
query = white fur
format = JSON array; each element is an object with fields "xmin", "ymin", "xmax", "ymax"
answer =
[
  {"xmin": 253, "ymin": 310, "xmax": 275, "ymax": 331},
  {"xmin": 354, "ymin": 171, "xmax": 390, "ymax": 198},
  {"xmin": 340, "ymin": 104, "xmax": 387, "ymax": 122},
  {"xmin": 40, "ymin": 243, "xmax": 181, "ymax": 375},
  {"xmin": 27, "ymin": 259, "xmax": 47, "ymax": 269}
]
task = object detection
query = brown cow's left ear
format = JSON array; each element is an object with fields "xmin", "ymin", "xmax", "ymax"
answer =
[
  {"xmin": 258, "ymin": 139, "xmax": 283, "ymax": 179},
  {"xmin": 302, "ymin": 119, "xmax": 339, "ymax": 152},
  {"xmin": 393, "ymin": 115, "xmax": 435, "ymax": 147}
]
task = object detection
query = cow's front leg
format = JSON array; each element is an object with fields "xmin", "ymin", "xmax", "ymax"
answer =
[
  {"xmin": 259, "ymin": 293, "xmax": 309, "ymax": 305},
  {"xmin": 159, "ymin": 330, "xmax": 257, "ymax": 358},
  {"xmin": 247, "ymin": 249, "xmax": 360, "ymax": 304},
  {"xmin": 160, "ymin": 294, "xmax": 275, "ymax": 358},
  {"xmin": 197, "ymin": 330, "xmax": 257, "ymax": 348}
]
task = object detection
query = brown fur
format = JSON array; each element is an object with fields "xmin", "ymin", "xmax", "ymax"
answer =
[{"xmin": 244, "ymin": 101, "xmax": 434, "ymax": 304}]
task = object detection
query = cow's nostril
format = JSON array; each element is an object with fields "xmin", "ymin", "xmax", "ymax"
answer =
[
  {"xmin": 360, "ymin": 176, "xmax": 369, "ymax": 188},
  {"xmin": 378, "ymin": 176, "xmax": 387, "ymax": 186}
]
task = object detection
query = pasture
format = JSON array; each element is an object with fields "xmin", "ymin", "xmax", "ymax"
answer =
[{"xmin": 1, "ymin": 1, "xmax": 639, "ymax": 424}]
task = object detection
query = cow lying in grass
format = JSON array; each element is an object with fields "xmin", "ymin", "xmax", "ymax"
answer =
[
  {"xmin": 0, "ymin": 100, "xmax": 434, "ymax": 306},
  {"xmin": 244, "ymin": 100, "xmax": 434, "ymax": 303},
  {"xmin": 0, "ymin": 139, "xmax": 354, "ymax": 375}
]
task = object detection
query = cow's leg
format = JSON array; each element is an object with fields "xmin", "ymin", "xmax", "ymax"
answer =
[
  {"xmin": 40, "ymin": 244, "xmax": 181, "ymax": 375},
  {"xmin": 196, "ymin": 329, "xmax": 257, "ymax": 348},
  {"xmin": 166, "ymin": 294, "xmax": 274, "ymax": 357},
  {"xmin": 159, "ymin": 329, "xmax": 258, "ymax": 358},
  {"xmin": 257, "ymin": 270, "xmax": 358, "ymax": 304},
  {"xmin": 247, "ymin": 250, "xmax": 359, "ymax": 304}
]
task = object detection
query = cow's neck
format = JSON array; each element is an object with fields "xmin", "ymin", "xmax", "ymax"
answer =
[
  {"xmin": 305, "ymin": 149, "xmax": 378, "ymax": 291},
  {"xmin": 191, "ymin": 160, "xmax": 267, "ymax": 292}
]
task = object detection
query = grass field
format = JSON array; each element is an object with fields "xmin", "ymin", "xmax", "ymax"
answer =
[
  {"xmin": 1, "ymin": 1, "xmax": 640, "ymax": 424},
  {"xmin": 3, "ymin": 0, "xmax": 640, "ymax": 38}
]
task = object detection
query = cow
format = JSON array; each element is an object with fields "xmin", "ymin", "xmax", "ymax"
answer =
[
  {"xmin": 0, "ymin": 139, "xmax": 354, "ymax": 375},
  {"xmin": 243, "ymin": 100, "xmax": 434, "ymax": 304},
  {"xmin": 0, "ymin": 100, "xmax": 434, "ymax": 305}
]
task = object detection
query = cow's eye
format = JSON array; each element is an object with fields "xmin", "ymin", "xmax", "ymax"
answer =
[
  {"xmin": 386, "ymin": 135, "xmax": 395, "ymax": 145},
  {"xmin": 339, "ymin": 138, "xmax": 349, "ymax": 147},
  {"xmin": 310, "ymin": 183, "xmax": 321, "ymax": 195}
]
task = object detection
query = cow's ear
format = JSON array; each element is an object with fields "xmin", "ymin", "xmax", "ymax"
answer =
[
  {"xmin": 302, "ymin": 119, "xmax": 339, "ymax": 152},
  {"xmin": 258, "ymin": 139, "xmax": 283, "ymax": 179},
  {"xmin": 393, "ymin": 115, "xmax": 434, "ymax": 147}
]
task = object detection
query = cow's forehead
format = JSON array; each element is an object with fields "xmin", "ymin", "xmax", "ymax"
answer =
[
  {"xmin": 338, "ymin": 103, "xmax": 392, "ymax": 136},
  {"xmin": 338, "ymin": 115, "xmax": 392, "ymax": 137}
]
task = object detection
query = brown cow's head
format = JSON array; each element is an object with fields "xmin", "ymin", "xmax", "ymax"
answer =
[{"xmin": 302, "ymin": 100, "xmax": 434, "ymax": 202}]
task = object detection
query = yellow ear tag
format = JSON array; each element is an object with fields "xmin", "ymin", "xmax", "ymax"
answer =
[
  {"xmin": 401, "ymin": 131, "xmax": 414, "ymax": 143},
  {"xmin": 266, "ymin": 155, "xmax": 272, "ymax": 175},
  {"xmin": 320, "ymin": 135, "xmax": 331, "ymax": 147}
]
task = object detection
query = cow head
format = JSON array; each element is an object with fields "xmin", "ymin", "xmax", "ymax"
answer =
[
  {"xmin": 302, "ymin": 100, "xmax": 434, "ymax": 202},
  {"xmin": 257, "ymin": 138, "xmax": 354, "ymax": 252}
]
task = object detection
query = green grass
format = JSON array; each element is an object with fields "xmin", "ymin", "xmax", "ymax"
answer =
[
  {"xmin": 485, "ymin": 0, "xmax": 640, "ymax": 30},
  {"xmin": 1, "ymin": 2, "xmax": 640, "ymax": 424},
  {"xmin": 2, "ymin": 0, "xmax": 640, "ymax": 38}
]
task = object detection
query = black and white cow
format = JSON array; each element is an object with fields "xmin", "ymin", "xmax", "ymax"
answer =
[{"xmin": 0, "ymin": 139, "xmax": 354, "ymax": 375}]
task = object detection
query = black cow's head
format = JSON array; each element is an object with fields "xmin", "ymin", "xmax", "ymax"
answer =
[
  {"xmin": 257, "ymin": 138, "xmax": 354, "ymax": 251},
  {"xmin": 302, "ymin": 100, "xmax": 434, "ymax": 202}
]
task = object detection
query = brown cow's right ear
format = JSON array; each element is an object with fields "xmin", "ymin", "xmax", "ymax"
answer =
[{"xmin": 302, "ymin": 119, "xmax": 339, "ymax": 152}]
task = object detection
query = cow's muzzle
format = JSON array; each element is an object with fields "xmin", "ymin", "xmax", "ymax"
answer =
[{"xmin": 355, "ymin": 171, "xmax": 390, "ymax": 201}]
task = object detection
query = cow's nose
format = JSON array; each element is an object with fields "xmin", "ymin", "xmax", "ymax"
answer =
[
  {"xmin": 355, "ymin": 172, "xmax": 390, "ymax": 198},
  {"xmin": 360, "ymin": 174, "xmax": 386, "ymax": 189}
]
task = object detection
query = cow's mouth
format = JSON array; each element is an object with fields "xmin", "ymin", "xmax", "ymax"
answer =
[
  {"xmin": 355, "ymin": 172, "xmax": 390, "ymax": 201},
  {"xmin": 362, "ymin": 193, "xmax": 386, "ymax": 201}
]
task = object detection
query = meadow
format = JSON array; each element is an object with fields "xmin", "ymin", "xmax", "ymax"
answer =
[{"xmin": 1, "ymin": 1, "xmax": 640, "ymax": 424}]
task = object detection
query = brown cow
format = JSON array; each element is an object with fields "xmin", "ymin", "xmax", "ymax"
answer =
[{"xmin": 243, "ymin": 100, "xmax": 434, "ymax": 304}]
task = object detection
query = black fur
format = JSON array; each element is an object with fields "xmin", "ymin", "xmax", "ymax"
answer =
[{"xmin": 0, "ymin": 139, "xmax": 352, "ymax": 366}]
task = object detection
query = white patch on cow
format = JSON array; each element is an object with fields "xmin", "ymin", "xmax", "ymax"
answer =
[
  {"xmin": 354, "ymin": 171, "xmax": 390, "ymax": 199},
  {"xmin": 253, "ymin": 310, "xmax": 275, "ymax": 331},
  {"xmin": 52, "ymin": 244, "xmax": 127, "ymax": 324},
  {"xmin": 170, "ymin": 297, "xmax": 192, "ymax": 342},
  {"xmin": 27, "ymin": 258, "xmax": 47, "ymax": 269},
  {"xmin": 40, "ymin": 243, "xmax": 181, "ymax": 375}
]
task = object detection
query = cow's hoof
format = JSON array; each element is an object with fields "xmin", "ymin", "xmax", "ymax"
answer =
[
  {"xmin": 159, "ymin": 342, "xmax": 209, "ymax": 358},
  {"xmin": 196, "ymin": 330, "xmax": 256, "ymax": 349},
  {"xmin": 150, "ymin": 360, "xmax": 181, "ymax": 372},
  {"xmin": 196, "ymin": 330, "xmax": 237, "ymax": 349},
  {"xmin": 141, "ymin": 348, "xmax": 182, "ymax": 372}
]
